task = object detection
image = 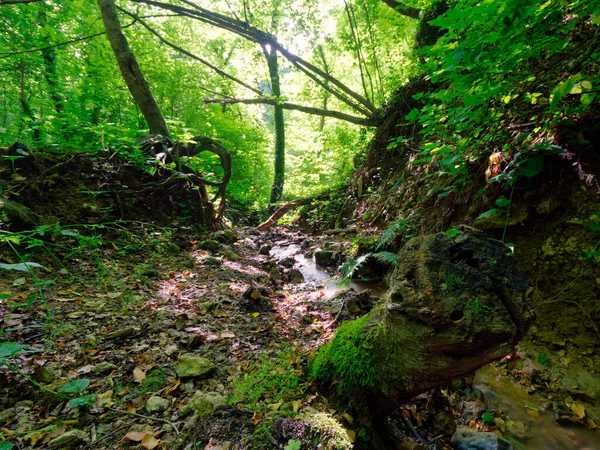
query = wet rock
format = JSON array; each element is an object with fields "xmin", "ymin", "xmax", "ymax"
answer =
[
  {"xmin": 451, "ymin": 428, "xmax": 514, "ymax": 450},
  {"xmin": 328, "ymin": 289, "xmax": 377, "ymax": 321},
  {"xmin": 259, "ymin": 244, "xmax": 272, "ymax": 255},
  {"xmin": 287, "ymin": 269, "xmax": 305, "ymax": 284},
  {"xmin": 199, "ymin": 239, "xmax": 220, "ymax": 252},
  {"xmin": 146, "ymin": 396, "xmax": 170, "ymax": 413},
  {"xmin": 211, "ymin": 230, "xmax": 238, "ymax": 244},
  {"xmin": 279, "ymin": 256, "xmax": 295, "ymax": 268},
  {"xmin": 312, "ymin": 227, "xmax": 532, "ymax": 414},
  {"xmin": 175, "ymin": 354, "xmax": 215, "ymax": 379},
  {"xmin": 92, "ymin": 362, "xmax": 117, "ymax": 374},
  {"xmin": 47, "ymin": 429, "xmax": 88, "ymax": 448},
  {"xmin": 315, "ymin": 250, "xmax": 336, "ymax": 267}
]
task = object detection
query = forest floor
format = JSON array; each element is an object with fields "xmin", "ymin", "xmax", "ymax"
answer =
[{"xmin": 1, "ymin": 223, "xmax": 599, "ymax": 450}]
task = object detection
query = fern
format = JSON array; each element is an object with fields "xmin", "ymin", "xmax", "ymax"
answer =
[
  {"xmin": 373, "ymin": 251, "xmax": 399, "ymax": 266},
  {"xmin": 375, "ymin": 220, "xmax": 406, "ymax": 250},
  {"xmin": 341, "ymin": 252, "xmax": 398, "ymax": 280}
]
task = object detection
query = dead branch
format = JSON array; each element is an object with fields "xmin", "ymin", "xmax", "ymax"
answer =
[{"xmin": 256, "ymin": 198, "xmax": 312, "ymax": 231}]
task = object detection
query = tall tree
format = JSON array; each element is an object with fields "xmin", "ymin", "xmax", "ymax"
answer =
[{"xmin": 96, "ymin": 0, "xmax": 169, "ymax": 137}]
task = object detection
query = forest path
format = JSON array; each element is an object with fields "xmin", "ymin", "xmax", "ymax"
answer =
[{"xmin": 0, "ymin": 226, "xmax": 375, "ymax": 449}]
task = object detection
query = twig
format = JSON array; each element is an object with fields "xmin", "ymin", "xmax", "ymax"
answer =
[
  {"xmin": 399, "ymin": 410, "xmax": 423, "ymax": 443},
  {"xmin": 82, "ymin": 424, "xmax": 127, "ymax": 449},
  {"xmin": 107, "ymin": 407, "xmax": 180, "ymax": 438}
]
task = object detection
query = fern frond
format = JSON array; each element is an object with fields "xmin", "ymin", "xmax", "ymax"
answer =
[
  {"xmin": 375, "ymin": 219, "xmax": 406, "ymax": 250},
  {"xmin": 341, "ymin": 254, "xmax": 370, "ymax": 279},
  {"xmin": 372, "ymin": 251, "xmax": 399, "ymax": 266}
]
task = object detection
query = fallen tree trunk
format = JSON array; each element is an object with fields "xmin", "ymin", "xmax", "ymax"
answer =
[
  {"xmin": 256, "ymin": 197, "xmax": 312, "ymax": 231},
  {"xmin": 310, "ymin": 227, "xmax": 532, "ymax": 417}
]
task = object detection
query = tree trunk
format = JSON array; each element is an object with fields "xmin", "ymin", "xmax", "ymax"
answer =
[
  {"xmin": 18, "ymin": 60, "xmax": 40, "ymax": 141},
  {"xmin": 265, "ymin": 46, "xmax": 285, "ymax": 204},
  {"xmin": 96, "ymin": 0, "xmax": 170, "ymax": 137}
]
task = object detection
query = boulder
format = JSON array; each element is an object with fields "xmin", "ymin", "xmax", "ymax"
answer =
[
  {"xmin": 175, "ymin": 354, "xmax": 215, "ymax": 379},
  {"xmin": 198, "ymin": 239, "xmax": 220, "ymax": 252},
  {"xmin": 451, "ymin": 429, "xmax": 514, "ymax": 450},
  {"xmin": 311, "ymin": 227, "xmax": 532, "ymax": 413},
  {"xmin": 315, "ymin": 250, "xmax": 335, "ymax": 267},
  {"xmin": 259, "ymin": 244, "xmax": 272, "ymax": 255},
  {"xmin": 211, "ymin": 230, "xmax": 238, "ymax": 244}
]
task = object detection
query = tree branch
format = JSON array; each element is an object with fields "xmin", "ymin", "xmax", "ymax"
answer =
[
  {"xmin": 204, "ymin": 97, "xmax": 379, "ymax": 126},
  {"xmin": 380, "ymin": 0, "xmax": 421, "ymax": 19},
  {"xmin": 0, "ymin": 0, "xmax": 42, "ymax": 4},
  {"xmin": 0, "ymin": 22, "xmax": 136, "ymax": 59},
  {"xmin": 117, "ymin": 6, "xmax": 262, "ymax": 96}
]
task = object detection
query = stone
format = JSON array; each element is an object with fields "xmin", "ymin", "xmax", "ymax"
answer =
[
  {"xmin": 279, "ymin": 257, "xmax": 295, "ymax": 268},
  {"xmin": 275, "ymin": 413, "xmax": 352, "ymax": 450},
  {"xmin": 186, "ymin": 391, "xmax": 226, "ymax": 418},
  {"xmin": 211, "ymin": 230, "xmax": 238, "ymax": 244},
  {"xmin": 175, "ymin": 354, "xmax": 215, "ymax": 379},
  {"xmin": 259, "ymin": 244, "xmax": 272, "ymax": 255},
  {"xmin": 287, "ymin": 269, "xmax": 305, "ymax": 284},
  {"xmin": 47, "ymin": 429, "xmax": 88, "ymax": 448},
  {"xmin": 451, "ymin": 428, "xmax": 514, "ymax": 450},
  {"xmin": 92, "ymin": 362, "xmax": 118, "ymax": 374},
  {"xmin": 198, "ymin": 239, "xmax": 220, "ymax": 251},
  {"xmin": 312, "ymin": 227, "xmax": 532, "ymax": 415},
  {"xmin": 0, "ymin": 408, "xmax": 16, "ymax": 424},
  {"xmin": 315, "ymin": 250, "xmax": 335, "ymax": 267},
  {"xmin": 146, "ymin": 396, "xmax": 170, "ymax": 413}
]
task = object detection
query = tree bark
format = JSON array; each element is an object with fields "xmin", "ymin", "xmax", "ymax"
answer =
[
  {"xmin": 380, "ymin": 0, "xmax": 421, "ymax": 19},
  {"xmin": 265, "ymin": 45, "xmax": 285, "ymax": 204},
  {"xmin": 96, "ymin": 0, "xmax": 170, "ymax": 137}
]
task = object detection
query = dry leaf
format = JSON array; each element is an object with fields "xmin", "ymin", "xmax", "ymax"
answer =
[
  {"xmin": 97, "ymin": 390, "xmax": 114, "ymax": 408},
  {"xmin": 251, "ymin": 312, "xmax": 260, "ymax": 317},
  {"xmin": 66, "ymin": 311, "xmax": 85, "ymax": 319},
  {"xmin": 291, "ymin": 401, "xmax": 300, "ymax": 413},
  {"xmin": 346, "ymin": 429, "xmax": 356, "ymax": 442},
  {"xmin": 571, "ymin": 403, "xmax": 585, "ymax": 419},
  {"xmin": 124, "ymin": 431, "xmax": 147, "ymax": 442},
  {"xmin": 127, "ymin": 405, "xmax": 137, "ymax": 414},
  {"xmin": 142, "ymin": 434, "xmax": 160, "ymax": 449},
  {"xmin": 133, "ymin": 367, "xmax": 146, "ymax": 384}
]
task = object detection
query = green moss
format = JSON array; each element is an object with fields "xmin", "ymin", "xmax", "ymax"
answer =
[{"xmin": 310, "ymin": 315, "xmax": 381, "ymax": 394}]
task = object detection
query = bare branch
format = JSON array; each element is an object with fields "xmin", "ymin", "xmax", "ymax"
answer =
[
  {"xmin": 117, "ymin": 6, "xmax": 262, "ymax": 96},
  {"xmin": 380, "ymin": 0, "xmax": 421, "ymax": 19},
  {"xmin": 204, "ymin": 97, "xmax": 379, "ymax": 127}
]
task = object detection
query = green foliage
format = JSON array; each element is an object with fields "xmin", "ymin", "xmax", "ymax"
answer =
[
  {"xmin": 481, "ymin": 412, "xmax": 495, "ymax": 424},
  {"xmin": 537, "ymin": 354, "xmax": 550, "ymax": 367},
  {"xmin": 375, "ymin": 219, "xmax": 407, "ymax": 250},
  {"xmin": 0, "ymin": 442, "xmax": 13, "ymax": 450},
  {"xmin": 444, "ymin": 273, "xmax": 464, "ymax": 293},
  {"xmin": 59, "ymin": 379, "xmax": 90, "ymax": 394},
  {"xmin": 465, "ymin": 298, "xmax": 492, "ymax": 316},
  {"xmin": 310, "ymin": 316, "xmax": 380, "ymax": 394},
  {"xmin": 142, "ymin": 369, "xmax": 168, "ymax": 393},
  {"xmin": 284, "ymin": 439, "xmax": 302, "ymax": 450},
  {"xmin": 229, "ymin": 345, "xmax": 307, "ymax": 411},
  {"xmin": 340, "ymin": 251, "xmax": 398, "ymax": 280}
]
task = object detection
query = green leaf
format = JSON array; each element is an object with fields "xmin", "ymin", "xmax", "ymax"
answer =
[
  {"xmin": 593, "ymin": 13, "xmax": 600, "ymax": 25},
  {"xmin": 482, "ymin": 412, "xmax": 494, "ymax": 424},
  {"xmin": 284, "ymin": 439, "xmax": 302, "ymax": 450},
  {"xmin": 476, "ymin": 208, "xmax": 499, "ymax": 221},
  {"xmin": 0, "ymin": 442, "xmax": 13, "ymax": 450},
  {"xmin": 0, "ymin": 342, "xmax": 28, "ymax": 358},
  {"xmin": 59, "ymin": 379, "xmax": 91, "ymax": 394},
  {"xmin": 495, "ymin": 197, "xmax": 510, "ymax": 208},
  {"xmin": 446, "ymin": 228, "xmax": 460, "ymax": 237},
  {"xmin": 0, "ymin": 262, "xmax": 42, "ymax": 272},
  {"xmin": 585, "ymin": 221, "xmax": 600, "ymax": 231},
  {"xmin": 519, "ymin": 157, "xmax": 544, "ymax": 178},
  {"xmin": 68, "ymin": 394, "xmax": 97, "ymax": 408}
]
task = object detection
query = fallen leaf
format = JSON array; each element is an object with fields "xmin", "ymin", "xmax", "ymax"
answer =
[
  {"xmin": 571, "ymin": 403, "xmax": 585, "ymax": 419},
  {"xmin": 127, "ymin": 406, "xmax": 137, "ymax": 414},
  {"xmin": 133, "ymin": 367, "xmax": 146, "ymax": 384},
  {"xmin": 220, "ymin": 332, "xmax": 235, "ymax": 339},
  {"xmin": 251, "ymin": 312, "xmax": 260, "ymax": 318},
  {"xmin": 97, "ymin": 390, "xmax": 114, "ymax": 408},
  {"xmin": 291, "ymin": 401, "xmax": 300, "ymax": 413},
  {"xmin": 67, "ymin": 311, "xmax": 85, "ymax": 319},
  {"xmin": 250, "ymin": 412, "xmax": 263, "ymax": 425},
  {"xmin": 124, "ymin": 431, "xmax": 147, "ymax": 442},
  {"xmin": 342, "ymin": 413, "xmax": 354, "ymax": 424},
  {"xmin": 142, "ymin": 434, "xmax": 160, "ymax": 450}
]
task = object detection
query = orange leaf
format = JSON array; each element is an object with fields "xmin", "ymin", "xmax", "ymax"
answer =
[{"xmin": 142, "ymin": 434, "xmax": 160, "ymax": 449}]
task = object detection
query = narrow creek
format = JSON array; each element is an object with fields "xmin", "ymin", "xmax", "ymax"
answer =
[{"xmin": 271, "ymin": 239, "xmax": 599, "ymax": 450}]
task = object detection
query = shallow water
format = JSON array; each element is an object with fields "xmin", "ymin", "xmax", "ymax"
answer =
[{"xmin": 474, "ymin": 365, "xmax": 600, "ymax": 450}]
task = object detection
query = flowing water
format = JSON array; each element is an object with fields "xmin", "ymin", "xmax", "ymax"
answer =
[{"xmin": 474, "ymin": 365, "xmax": 599, "ymax": 450}]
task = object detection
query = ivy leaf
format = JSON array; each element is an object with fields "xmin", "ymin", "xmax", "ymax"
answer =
[{"xmin": 59, "ymin": 379, "xmax": 91, "ymax": 394}]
